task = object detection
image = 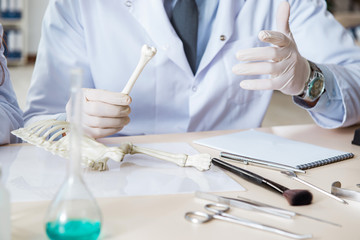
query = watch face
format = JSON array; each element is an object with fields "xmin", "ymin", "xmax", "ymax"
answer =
[{"xmin": 309, "ymin": 77, "xmax": 325, "ymax": 99}]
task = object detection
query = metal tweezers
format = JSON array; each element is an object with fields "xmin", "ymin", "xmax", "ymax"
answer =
[
  {"xmin": 195, "ymin": 191, "xmax": 293, "ymax": 218},
  {"xmin": 195, "ymin": 191, "xmax": 341, "ymax": 227}
]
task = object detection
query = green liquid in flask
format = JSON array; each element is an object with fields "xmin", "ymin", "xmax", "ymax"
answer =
[
  {"xmin": 45, "ymin": 70, "xmax": 102, "ymax": 240},
  {"xmin": 46, "ymin": 219, "xmax": 101, "ymax": 240}
]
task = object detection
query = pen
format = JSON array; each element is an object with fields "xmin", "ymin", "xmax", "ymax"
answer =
[{"xmin": 220, "ymin": 152, "xmax": 306, "ymax": 174}]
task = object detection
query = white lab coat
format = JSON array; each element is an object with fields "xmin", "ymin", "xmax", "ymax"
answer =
[
  {"xmin": 24, "ymin": 0, "xmax": 360, "ymax": 136},
  {"xmin": 0, "ymin": 24, "xmax": 23, "ymax": 144}
]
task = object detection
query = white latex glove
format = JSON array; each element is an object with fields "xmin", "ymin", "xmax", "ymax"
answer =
[
  {"xmin": 232, "ymin": 1, "xmax": 310, "ymax": 96},
  {"xmin": 66, "ymin": 88, "xmax": 131, "ymax": 139}
]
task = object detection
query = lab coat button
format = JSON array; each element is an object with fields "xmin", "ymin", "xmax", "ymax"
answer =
[
  {"xmin": 125, "ymin": 1, "xmax": 132, "ymax": 7},
  {"xmin": 192, "ymin": 86, "xmax": 197, "ymax": 92},
  {"xmin": 162, "ymin": 45, "xmax": 169, "ymax": 51},
  {"xmin": 220, "ymin": 35, "xmax": 226, "ymax": 41}
]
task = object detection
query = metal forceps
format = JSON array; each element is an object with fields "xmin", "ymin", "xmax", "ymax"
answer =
[{"xmin": 185, "ymin": 203, "xmax": 312, "ymax": 239}]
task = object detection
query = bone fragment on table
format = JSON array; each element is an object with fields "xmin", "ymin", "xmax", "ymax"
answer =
[
  {"xmin": 11, "ymin": 119, "xmax": 211, "ymax": 172},
  {"xmin": 121, "ymin": 44, "xmax": 157, "ymax": 95}
]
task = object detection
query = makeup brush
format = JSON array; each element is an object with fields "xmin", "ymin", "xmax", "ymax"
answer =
[{"xmin": 212, "ymin": 158, "xmax": 312, "ymax": 206}]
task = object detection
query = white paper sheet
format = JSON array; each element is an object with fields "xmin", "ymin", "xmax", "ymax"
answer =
[{"xmin": 0, "ymin": 143, "xmax": 244, "ymax": 202}]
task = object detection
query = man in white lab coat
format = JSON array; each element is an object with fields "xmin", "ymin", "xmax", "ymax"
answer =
[
  {"xmin": 24, "ymin": 0, "xmax": 360, "ymax": 139},
  {"xmin": 0, "ymin": 24, "xmax": 23, "ymax": 144}
]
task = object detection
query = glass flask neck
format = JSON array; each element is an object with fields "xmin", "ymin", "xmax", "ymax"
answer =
[{"xmin": 68, "ymin": 68, "xmax": 83, "ymax": 178}]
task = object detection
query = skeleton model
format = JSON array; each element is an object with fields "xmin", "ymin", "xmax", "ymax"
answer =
[
  {"xmin": 11, "ymin": 119, "xmax": 212, "ymax": 171},
  {"xmin": 12, "ymin": 45, "xmax": 212, "ymax": 172}
]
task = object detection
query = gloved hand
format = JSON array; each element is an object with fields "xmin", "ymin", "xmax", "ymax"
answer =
[
  {"xmin": 232, "ymin": 1, "xmax": 310, "ymax": 96},
  {"xmin": 66, "ymin": 88, "xmax": 131, "ymax": 139}
]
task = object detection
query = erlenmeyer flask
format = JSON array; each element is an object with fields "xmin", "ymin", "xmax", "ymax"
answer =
[{"xmin": 44, "ymin": 68, "xmax": 102, "ymax": 240}]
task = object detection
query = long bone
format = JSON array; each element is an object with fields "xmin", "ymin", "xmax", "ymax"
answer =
[
  {"xmin": 11, "ymin": 119, "xmax": 212, "ymax": 171},
  {"xmin": 120, "ymin": 143, "xmax": 212, "ymax": 171},
  {"xmin": 121, "ymin": 44, "xmax": 157, "ymax": 95}
]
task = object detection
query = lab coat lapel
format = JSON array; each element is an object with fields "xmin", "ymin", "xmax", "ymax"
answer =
[
  {"xmin": 197, "ymin": 1, "xmax": 242, "ymax": 75},
  {"xmin": 128, "ymin": 0, "xmax": 193, "ymax": 76}
]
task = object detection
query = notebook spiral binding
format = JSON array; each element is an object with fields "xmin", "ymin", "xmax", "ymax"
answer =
[{"xmin": 296, "ymin": 153, "xmax": 355, "ymax": 170}]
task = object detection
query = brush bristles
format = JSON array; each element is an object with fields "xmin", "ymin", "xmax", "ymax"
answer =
[{"xmin": 283, "ymin": 189, "xmax": 313, "ymax": 206}]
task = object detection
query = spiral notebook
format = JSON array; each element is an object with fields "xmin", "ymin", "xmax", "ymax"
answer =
[{"xmin": 193, "ymin": 130, "xmax": 354, "ymax": 170}]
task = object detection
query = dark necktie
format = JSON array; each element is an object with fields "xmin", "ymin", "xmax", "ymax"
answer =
[{"xmin": 170, "ymin": 0, "xmax": 199, "ymax": 74}]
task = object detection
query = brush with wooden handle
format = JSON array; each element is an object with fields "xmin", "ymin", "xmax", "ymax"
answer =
[{"xmin": 212, "ymin": 158, "xmax": 312, "ymax": 206}]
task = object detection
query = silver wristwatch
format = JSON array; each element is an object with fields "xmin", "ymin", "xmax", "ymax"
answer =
[{"xmin": 298, "ymin": 61, "xmax": 325, "ymax": 102}]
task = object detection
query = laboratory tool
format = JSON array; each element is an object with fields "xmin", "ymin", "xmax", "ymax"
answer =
[
  {"xmin": 220, "ymin": 151, "xmax": 306, "ymax": 173},
  {"xmin": 195, "ymin": 191, "xmax": 341, "ymax": 227},
  {"xmin": 195, "ymin": 191, "xmax": 292, "ymax": 219},
  {"xmin": 212, "ymin": 158, "xmax": 313, "ymax": 206},
  {"xmin": 281, "ymin": 171, "xmax": 348, "ymax": 204},
  {"xmin": 185, "ymin": 203, "xmax": 312, "ymax": 239},
  {"xmin": 12, "ymin": 120, "xmax": 211, "ymax": 171},
  {"xmin": 44, "ymin": 68, "xmax": 102, "ymax": 240},
  {"xmin": 331, "ymin": 181, "xmax": 360, "ymax": 202},
  {"xmin": 235, "ymin": 196, "xmax": 341, "ymax": 227}
]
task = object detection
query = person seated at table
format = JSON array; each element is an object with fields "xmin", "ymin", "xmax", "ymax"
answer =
[
  {"xmin": 24, "ymin": 0, "xmax": 360, "ymax": 139},
  {"xmin": 0, "ymin": 24, "xmax": 23, "ymax": 144}
]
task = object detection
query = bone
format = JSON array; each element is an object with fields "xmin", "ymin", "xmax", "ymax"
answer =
[
  {"xmin": 121, "ymin": 44, "xmax": 157, "ymax": 95},
  {"xmin": 128, "ymin": 144, "xmax": 212, "ymax": 171},
  {"xmin": 11, "ymin": 119, "xmax": 211, "ymax": 172}
]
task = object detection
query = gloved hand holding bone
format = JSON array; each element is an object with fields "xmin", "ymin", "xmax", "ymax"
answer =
[
  {"xmin": 65, "ymin": 44, "xmax": 156, "ymax": 139},
  {"xmin": 66, "ymin": 89, "xmax": 131, "ymax": 139},
  {"xmin": 233, "ymin": 1, "xmax": 310, "ymax": 96}
]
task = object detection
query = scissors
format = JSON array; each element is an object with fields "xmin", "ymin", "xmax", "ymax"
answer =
[{"xmin": 185, "ymin": 203, "xmax": 312, "ymax": 239}]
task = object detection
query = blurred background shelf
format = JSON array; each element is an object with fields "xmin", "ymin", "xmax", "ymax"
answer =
[{"xmin": 0, "ymin": 0, "xmax": 27, "ymax": 66}]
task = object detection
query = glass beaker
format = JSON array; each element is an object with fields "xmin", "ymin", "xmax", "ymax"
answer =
[{"xmin": 44, "ymin": 68, "xmax": 102, "ymax": 240}]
